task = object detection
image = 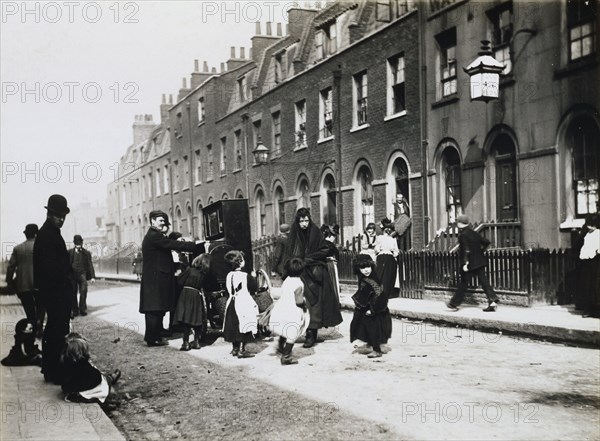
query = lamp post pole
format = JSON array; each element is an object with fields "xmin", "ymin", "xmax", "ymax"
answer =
[
  {"xmin": 333, "ymin": 67, "xmax": 344, "ymax": 245},
  {"xmin": 186, "ymin": 101, "xmax": 195, "ymax": 237}
]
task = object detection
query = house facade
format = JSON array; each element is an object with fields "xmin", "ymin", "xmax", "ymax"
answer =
[{"xmin": 106, "ymin": 0, "xmax": 598, "ymax": 252}]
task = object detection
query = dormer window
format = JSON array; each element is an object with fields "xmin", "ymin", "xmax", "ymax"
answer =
[
  {"xmin": 316, "ymin": 23, "xmax": 337, "ymax": 60},
  {"xmin": 198, "ymin": 97, "xmax": 205, "ymax": 123},
  {"xmin": 238, "ymin": 77, "xmax": 247, "ymax": 102},
  {"xmin": 274, "ymin": 52, "xmax": 284, "ymax": 84}
]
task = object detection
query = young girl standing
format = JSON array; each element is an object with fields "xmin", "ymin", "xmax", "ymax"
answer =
[
  {"xmin": 350, "ymin": 255, "xmax": 392, "ymax": 358},
  {"xmin": 269, "ymin": 258, "xmax": 308, "ymax": 365},
  {"xmin": 173, "ymin": 254, "xmax": 211, "ymax": 351},
  {"xmin": 222, "ymin": 250, "xmax": 258, "ymax": 358}
]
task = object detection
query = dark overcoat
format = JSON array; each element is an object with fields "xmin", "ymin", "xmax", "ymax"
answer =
[
  {"xmin": 282, "ymin": 221, "xmax": 343, "ymax": 329},
  {"xmin": 6, "ymin": 238, "xmax": 36, "ymax": 293},
  {"xmin": 139, "ymin": 227, "xmax": 199, "ymax": 313},
  {"xmin": 458, "ymin": 227, "xmax": 491, "ymax": 270},
  {"xmin": 33, "ymin": 219, "xmax": 72, "ymax": 293}
]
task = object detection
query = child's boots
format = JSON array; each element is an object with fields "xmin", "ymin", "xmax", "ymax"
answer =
[{"xmin": 280, "ymin": 343, "xmax": 298, "ymax": 365}]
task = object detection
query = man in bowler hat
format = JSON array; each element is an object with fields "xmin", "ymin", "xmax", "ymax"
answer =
[
  {"xmin": 6, "ymin": 223, "xmax": 45, "ymax": 338},
  {"xmin": 447, "ymin": 215, "xmax": 499, "ymax": 312},
  {"xmin": 33, "ymin": 194, "xmax": 72, "ymax": 383},
  {"xmin": 140, "ymin": 210, "xmax": 205, "ymax": 346},
  {"xmin": 68, "ymin": 234, "xmax": 96, "ymax": 317}
]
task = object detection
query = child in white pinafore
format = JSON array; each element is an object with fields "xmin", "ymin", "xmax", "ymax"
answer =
[
  {"xmin": 222, "ymin": 250, "xmax": 258, "ymax": 358},
  {"xmin": 270, "ymin": 258, "xmax": 308, "ymax": 365}
]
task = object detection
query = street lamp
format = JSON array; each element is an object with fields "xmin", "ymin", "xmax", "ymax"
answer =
[
  {"xmin": 252, "ymin": 137, "xmax": 270, "ymax": 165},
  {"xmin": 463, "ymin": 40, "xmax": 505, "ymax": 103}
]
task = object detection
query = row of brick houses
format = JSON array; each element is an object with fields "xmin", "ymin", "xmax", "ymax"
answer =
[{"xmin": 106, "ymin": 0, "xmax": 599, "ymax": 253}]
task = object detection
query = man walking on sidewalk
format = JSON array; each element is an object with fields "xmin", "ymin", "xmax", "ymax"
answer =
[
  {"xmin": 6, "ymin": 223, "xmax": 45, "ymax": 338},
  {"xmin": 447, "ymin": 215, "xmax": 499, "ymax": 312},
  {"xmin": 68, "ymin": 235, "xmax": 96, "ymax": 317}
]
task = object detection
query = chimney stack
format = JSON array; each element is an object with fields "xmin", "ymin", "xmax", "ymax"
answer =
[{"xmin": 132, "ymin": 113, "xmax": 155, "ymax": 146}]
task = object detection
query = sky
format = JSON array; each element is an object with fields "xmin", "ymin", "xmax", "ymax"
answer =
[{"xmin": 0, "ymin": 0, "xmax": 305, "ymax": 257}]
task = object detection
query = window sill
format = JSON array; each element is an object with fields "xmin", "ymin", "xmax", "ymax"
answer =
[
  {"xmin": 194, "ymin": 181, "xmax": 202, "ymax": 187},
  {"xmin": 554, "ymin": 55, "xmax": 598, "ymax": 79},
  {"xmin": 294, "ymin": 143, "xmax": 308, "ymax": 152},
  {"xmin": 559, "ymin": 218, "xmax": 585, "ymax": 230},
  {"xmin": 182, "ymin": 187, "xmax": 189, "ymax": 192},
  {"xmin": 431, "ymin": 94, "xmax": 459, "ymax": 109},
  {"xmin": 175, "ymin": 135, "xmax": 183, "ymax": 140},
  {"xmin": 233, "ymin": 168, "xmax": 242, "ymax": 174},
  {"xmin": 318, "ymin": 136, "xmax": 334, "ymax": 144},
  {"xmin": 350, "ymin": 123, "xmax": 370, "ymax": 133},
  {"xmin": 173, "ymin": 190, "xmax": 179, "ymax": 195},
  {"xmin": 206, "ymin": 178, "xmax": 214, "ymax": 183},
  {"xmin": 197, "ymin": 120, "xmax": 205, "ymax": 128},
  {"xmin": 384, "ymin": 111, "xmax": 406, "ymax": 122}
]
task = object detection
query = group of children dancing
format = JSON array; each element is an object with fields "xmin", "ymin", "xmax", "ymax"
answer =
[{"xmin": 169, "ymin": 244, "xmax": 392, "ymax": 365}]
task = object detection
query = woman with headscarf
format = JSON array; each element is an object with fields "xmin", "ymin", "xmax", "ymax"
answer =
[{"xmin": 282, "ymin": 208, "xmax": 343, "ymax": 348}]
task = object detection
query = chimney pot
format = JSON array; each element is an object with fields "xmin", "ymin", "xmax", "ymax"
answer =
[
  {"xmin": 255, "ymin": 21, "xmax": 261, "ymax": 35},
  {"xmin": 286, "ymin": 23, "xmax": 289, "ymax": 35},
  {"xmin": 169, "ymin": 94, "xmax": 173, "ymax": 104},
  {"xmin": 240, "ymin": 47, "xmax": 246, "ymax": 58},
  {"xmin": 220, "ymin": 62, "xmax": 225, "ymax": 72},
  {"xmin": 230, "ymin": 46, "xmax": 236, "ymax": 58},
  {"xmin": 194, "ymin": 59, "xmax": 199, "ymax": 72},
  {"xmin": 277, "ymin": 23, "xmax": 282, "ymax": 36},
  {"xmin": 211, "ymin": 67, "xmax": 217, "ymax": 73},
  {"xmin": 249, "ymin": 48, "xmax": 253, "ymax": 59},
  {"xmin": 182, "ymin": 77, "xmax": 187, "ymax": 88},
  {"xmin": 162, "ymin": 94, "xmax": 166, "ymax": 104},
  {"xmin": 266, "ymin": 21, "xmax": 272, "ymax": 36},
  {"xmin": 203, "ymin": 61, "xmax": 209, "ymax": 72}
]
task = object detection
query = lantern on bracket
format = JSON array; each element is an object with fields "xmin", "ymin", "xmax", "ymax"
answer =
[{"xmin": 463, "ymin": 40, "xmax": 505, "ymax": 103}]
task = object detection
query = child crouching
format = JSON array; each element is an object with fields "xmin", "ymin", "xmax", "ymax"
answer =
[
  {"xmin": 350, "ymin": 255, "xmax": 392, "ymax": 358},
  {"xmin": 60, "ymin": 333, "xmax": 121, "ymax": 404},
  {"xmin": 270, "ymin": 258, "xmax": 308, "ymax": 365}
]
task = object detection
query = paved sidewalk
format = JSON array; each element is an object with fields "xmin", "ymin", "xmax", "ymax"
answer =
[
  {"xmin": 0, "ymin": 295, "xmax": 125, "ymax": 441},
  {"xmin": 97, "ymin": 272, "xmax": 600, "ymax": 347}
]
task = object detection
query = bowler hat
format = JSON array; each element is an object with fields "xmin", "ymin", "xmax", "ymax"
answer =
[
  {"xmin": 45, "ymin": 194, "xmax": 70, "ymax": 216},
  {"xmin": 380, "ymin": 217, "xmax": 393, "ymax": 230},
  {"xmin": 456, "ymin": 215, "xmax": 470, "ymax": 228},
  {"xmin": 279, "ymin": 223, "xmax": 290, "ymax": 234},
  {"xmin": 73, "ymin": 234, "xmax": 83, "ymax": 245},
  {"xmin": 23, "ymin": 224, "xmax": 38, "ymax": 237}
]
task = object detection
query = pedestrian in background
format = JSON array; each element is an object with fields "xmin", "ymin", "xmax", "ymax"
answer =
[
  {"xmin": 577, "ymin": 214, "xmax": 600, "ymax": 317},
  {"xmin": 391, "ymin": 193, "xmax": 411, "ymax": 250},
  {"xmin": 33, "ymin": 194, "xmax": 72, "ymax": 384},
  {"xmin": 446, "ymin": 214, "xmax": 499, "ymax": 312},
  {"xmin": 270, "ymin": 258, "xmax": 308, "ymax": 365},
  {"xmin": 140, "ymin": 210, "xmax": 202, "ymax": 347},
  {"xmin": 350, "ymin": 255, "xmax": 391, "ymax": 359},
  {"xmin": 132, "ymin": 252, "xmax": 143, "ymax": 281},
  {"xmin": 321, "ymin": 224, "xmax": 341, "ymax": 305},
  {"xmin": 375, "ymin": 218, "xmax": 399, "ymax": 301},
  {"xmin": 68, "ymin": 235, "xmax": 96, "ymax": 318},
  {"xmin": 360, "ymin": 222, "xmax": 378, "ymax": 262},
  {"xmin": 272, "ymin": 223, "xmax": 290, "ymax": 278},
  {"xmin": 6, "ymin": 223, "xmax": 45, "ymax": 338}
]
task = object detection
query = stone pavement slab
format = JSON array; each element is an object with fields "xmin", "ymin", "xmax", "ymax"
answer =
[{"xmin": 1, "ymin": 296, "xmax": 125, "ymax": 441}]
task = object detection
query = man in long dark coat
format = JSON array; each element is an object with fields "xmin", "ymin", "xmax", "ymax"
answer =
[
  {"xmin": 33, "ymin": 194, "xmax": 72, "ymax": 383},
  {"xmin": 140, "ymin": 210, "xmax": 204, "ymax": 346},
  {"xmin": 447, "ymin": 214, "xmax": 499, "ymax": 312},
  {"xmin": 282, "ymin": 208, "xmax": 343, "ymax": 348}
]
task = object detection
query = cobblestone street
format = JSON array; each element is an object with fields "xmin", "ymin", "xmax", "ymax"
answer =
[{"xmin": 29, "ymin": 281, "xmax": 598, "ymax": 440}]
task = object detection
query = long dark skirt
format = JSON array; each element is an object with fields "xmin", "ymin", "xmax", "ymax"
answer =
[
  {"xmin": 376, "ymin": 254, "xmax": 398, "ymax": 299},
  {"xmin": 350, "ymin": 308, "xmax": 392, "ymax": 347},
  {"xmin": 222, "ymin": 297, "xmax": 254, "ymax": 343},
  {"xmin": 173, "ymin": 287, "xmax": 204, "ymax": 327}
]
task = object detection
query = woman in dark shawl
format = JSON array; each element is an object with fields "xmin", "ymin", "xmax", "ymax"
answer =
[{"xmin": 282, "ymin": 208, "xmax": 343, "ymax": 348}]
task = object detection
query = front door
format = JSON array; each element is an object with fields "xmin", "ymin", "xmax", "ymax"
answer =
[{"xmin": 496, "ymin": 155, "xmax": 518, "ymax": 220}]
